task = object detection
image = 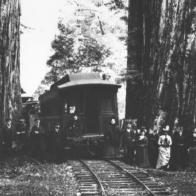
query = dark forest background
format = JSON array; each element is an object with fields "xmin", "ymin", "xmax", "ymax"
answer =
[{"xmin": 1, "ymin": 0, "xmax": 196, "ymax": 131}]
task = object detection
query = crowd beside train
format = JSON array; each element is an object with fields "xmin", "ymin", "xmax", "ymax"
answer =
[
  {"xmin": 105, "ymin": 118, "xmax": 196, "ymax": 170},
  {"xmin": 0, "ymin": 114, "xmax": 87, "ymax": 162},
  {"xmin": 1, "ymin": 116, "xmax": 196, "ymax": 170},
  {"xmin": 0, "ymin": 118, "xmax": 64, "ymax": 162}
]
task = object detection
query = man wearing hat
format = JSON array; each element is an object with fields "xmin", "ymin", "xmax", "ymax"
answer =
[
  {"xmin": 50, "ymin": 123, "xmax": 64, "ymax": 162},
  {"xmin": 30, "ymin": 118, "xmax": 46, "ymax": 161},
  {"xmin": 15, "ymin": 119, "xmax": 28, "ymax": 155},
  {"xmin": 122, "ymin": 122, "xmax": 137, "ymax": 164},
  {"xmin": 156, "ymin": 125, "xmax": 172, "ymax": 169}
]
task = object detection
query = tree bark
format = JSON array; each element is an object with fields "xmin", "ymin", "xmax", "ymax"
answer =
[
  {"xmin": 126, "ymin": 0, "xmax": 196, "ymax": 130},
  {"xmin": 0, "ymin": 0, "xmax": 21, "ymax": 126}
]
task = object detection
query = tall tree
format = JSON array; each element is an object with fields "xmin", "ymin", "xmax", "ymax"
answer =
[
  {"xmin": 0, "ymin": 0, "xmax": 22, "ymax": 126},
  {"xmin": 39, "ymin": 0, "xmax": 128, "ymax": 86},
  {"xmin": 42, "ymin": 20, "xmax": 111, "ymax": 86},
  {"xmin": 126, "ymin": 0, "xmax": 196, "ymax": 129}
]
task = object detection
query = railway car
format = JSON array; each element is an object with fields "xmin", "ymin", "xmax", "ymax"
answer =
[{"xmin": 39, "ymin": 73, "xmax": 121, "ymax": 156}]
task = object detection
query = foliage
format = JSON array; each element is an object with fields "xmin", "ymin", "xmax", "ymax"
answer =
[
  {"xmin": 35, "ymin": 0, "xmax": 128, "ymax": 118},
  {"xmin": 33, "ymin": 85, "xmax": 48, "ymax": 100},
  {"xmin": 41, "ymin": 0, "xmax": 128, "ymax": 86},
  {"xmin": 42, "ymin": 21, "xmax": 110, "ymax": 85}
]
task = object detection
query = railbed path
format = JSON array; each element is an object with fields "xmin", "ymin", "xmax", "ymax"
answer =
[{"xmin": 68, "ymin": 159, "xmax": 175, "ymax": 196}]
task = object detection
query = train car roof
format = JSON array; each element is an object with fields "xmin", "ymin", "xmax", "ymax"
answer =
[
  {"xmin": 57, "ymin": 73, "xmax": 121, "ymax": 90},
  {"xmin": 39, "ymin": 89, "xmax": 59, "ymax": 102},
  {"xmin": 22, "ymin": 100, "xmax": 38, "ymax": 106},
  {"xmin": 40, "ymin": 73, "xmax": 120, "ymax": 102}
]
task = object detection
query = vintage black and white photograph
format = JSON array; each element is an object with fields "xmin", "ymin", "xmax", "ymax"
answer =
[{"xmin": 0, "ymin": 0, "xmax": 196, "ymax": 195}]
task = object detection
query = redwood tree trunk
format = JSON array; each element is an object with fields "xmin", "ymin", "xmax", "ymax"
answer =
[
  {"xmin": 126, "ymin": 0, "xmax": 196, "ymax": 130},
  {"xmin": 0, "ymin": 0, "xmax": 21, "ymax": 126}
]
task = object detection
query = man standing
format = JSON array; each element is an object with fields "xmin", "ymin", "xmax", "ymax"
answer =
[
  {"xmin": 123, "ymin": 123, "xmax": 137, "ymax": 165},
  {"xmin": 187, "ymin": 128, "xmax": 196, "ymax": 168},
  {"xmin": 30, "ymin": 119, "xmax": 45, "ymax": 161},
  {"xmin": 104, "ymin": 118, "xmax": 121, "ymax": 158},
  {"xmin": 175, "ymin": 126, "xmax": 187, "ymax": 170},
  {"xmin": 2, "ymin": 119, "xmax": 15, "ymax": 158},
  {"xmin": 148, "ymin": 129, "xmax": 159, "ymax": 168},
  {"xmin": 15, "ymin": 119, "xmax": 28, "ymax": 155},
  {"xmin": 50, "ymin": 124, "xmax": 64, "ymax": 162}
]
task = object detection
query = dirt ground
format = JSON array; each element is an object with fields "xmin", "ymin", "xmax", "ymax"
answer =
[
  {"xmin": 0, "ymin": 157, "xmax": 196, "ymax": 196},
  {"xmin": 146, "ymin": 168, "xmax": 196, "ymax": 196},
  {"xmin": 0, "ymin": 157, "xmax": 78, "ymax": 196}
]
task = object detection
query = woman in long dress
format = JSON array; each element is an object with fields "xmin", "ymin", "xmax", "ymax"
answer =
[
  {"xmin": 136, "ymin": 130, "xmax": 150, "ymax": 167},
  {"xmin": 156, "ymin": 125, "xmax": 172, "ymax": 170}
]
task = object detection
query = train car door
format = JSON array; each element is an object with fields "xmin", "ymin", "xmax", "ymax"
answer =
[{"xmin": 85, "ymin": 89, "xmax": 99, "ymax": 133}]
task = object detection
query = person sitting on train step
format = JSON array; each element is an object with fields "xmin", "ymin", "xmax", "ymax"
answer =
[
  {"xmin": 135, "ymin": 129, "xmax": 150, "ymax": 168},
  {"xmin": 156, "ymin": 125, "xmax": 172, "ymax": 170},
  {"xmin": 30, "ymin": 119, "xmax": 46, "ymax": 161},
  {"xmin": 104, "ymin": 118, "xmax": 121, "ymax": 159},
  {"xmin": 123, "ymin": 123, "xmax": 137, "ymax": 165},
  {"xmin": 50, "ymin": 124, "xmax": 64, "ymax": 163},
  {"xmin": 67, "ymin": 114, "xmax": 81, "ymax": 138},
  {"xmin": 2, "ymin": 118, "xmax": 15, "ymax": 158}
]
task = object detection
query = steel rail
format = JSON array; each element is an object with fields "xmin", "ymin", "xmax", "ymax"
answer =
[
  {"xmin": 107, "ymin": 160, "xmax": 156, "ymax": 196},
  {"xmin": 80, "ymin": 160, "xmax": 107, "ymax": 196},
  {"xmin": 23, "ymin": 155, "xmax": 43, "ymax": 166}
]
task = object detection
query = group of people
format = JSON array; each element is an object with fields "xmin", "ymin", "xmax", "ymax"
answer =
[
  {"xmin": 105, "ymin": 118, "xmax": 196, "ymax": 170},
  {"xmin": 0, "ymin": 118, "xmax": 62, "ymax": 162},
  {"xmin": 2, "ymin": 116, "xmax": 196, "ymax": 169},
  {"xmin": 1, "ymin": 113, "xmax": 81, "ymax": 162}
]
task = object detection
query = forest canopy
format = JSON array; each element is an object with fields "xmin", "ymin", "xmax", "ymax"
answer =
[{"xmin": 40, "ymin": 0, "xmax": 128, "ymax": 87}]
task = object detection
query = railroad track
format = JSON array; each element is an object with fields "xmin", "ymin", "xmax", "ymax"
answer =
[
  {"xmin": 23, "ymin": 155, "xmax": 42, "ymax": 166},
  {"xmin": 109, "ymin": 160, "xmax": 174, "ymax": 196},
  {"xmin": 68, "ymin": 160, "xmax": 175, "ymax": 196},
  {"xmin": 67, "ymin": 160, "xmax": 106, "ymax": 196}
]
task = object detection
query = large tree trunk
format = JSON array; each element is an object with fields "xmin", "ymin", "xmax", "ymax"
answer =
[
  {"xmin": 126, "ymin": 0, "xmax": 196, "ymax": 131},
  {"xmin": 0, "ymin": 0, "xmax": 21, "ymax": 126}
]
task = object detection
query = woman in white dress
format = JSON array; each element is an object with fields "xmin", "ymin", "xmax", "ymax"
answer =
[{"xmin": 156, "ymin": 125, "xmax": 172, "ymax": 169}]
